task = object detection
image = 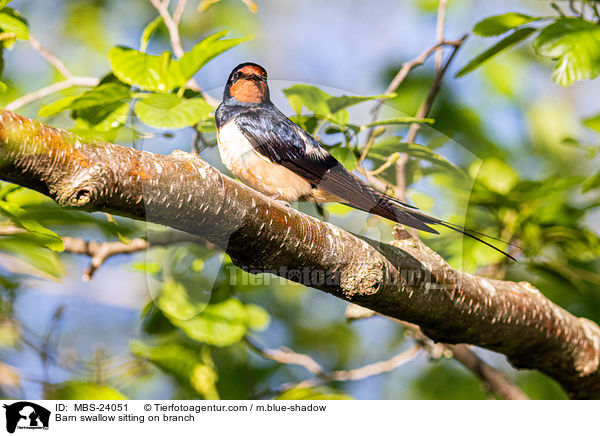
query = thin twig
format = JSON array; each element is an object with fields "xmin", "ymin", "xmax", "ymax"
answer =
[
  {"xmin": 344, "ymin": 303, "xmax": 529, "ymax": 400},
  {"xmin": 367, "ymin": 39, "xmax": 464, "ymax": 125},
  {"xmin": 394, "ymin": 34, "xmax": 466, "ymax": 200},
  {"xmin": 5, "ymin": 77, "xmax": 99, "ymax": 111},
  {"xmin": 445, "ymin": 343, "xmax": 530, "ymax": 400},
  {"xmin": 62, "ymin": 231, "xmax": 206, "ymax": 281},
  {"xmin": 435, "ymin": 0, "xmax": 448, "ymax": 73},
  {"xmin": 148, "ymin": 0, "xmax": 219, "ymax": 107},
  {"xmin": 247, "ymin": 337, "xmax": 422, "ymax": 396},
  {"xmin": 29, "ymin": 34, "xmax": 73, "ymax": 80},
  {"xmin": 358, "ymin": 38, "xmax": 463, "ymax": 179}
]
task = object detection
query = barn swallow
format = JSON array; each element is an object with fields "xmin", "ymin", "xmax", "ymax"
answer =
[{"xmin": 215, "ymin": 62, "xmax": 514, "ymax": 259}]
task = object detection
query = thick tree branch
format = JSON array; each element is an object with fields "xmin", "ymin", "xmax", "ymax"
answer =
[{"xmin": 0, "ymin": 110, "xmax": 599, "ymax": 398}]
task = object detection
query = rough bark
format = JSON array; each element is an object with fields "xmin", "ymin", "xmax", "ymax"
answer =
[{"xmin": 0, "ymin": 110, "xmax": 598, "ymax": 398}]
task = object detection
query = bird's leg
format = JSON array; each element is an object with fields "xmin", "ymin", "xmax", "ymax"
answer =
[{"xmin": 269, "ymin": 193, "xmax": 291, "ymax": 208}]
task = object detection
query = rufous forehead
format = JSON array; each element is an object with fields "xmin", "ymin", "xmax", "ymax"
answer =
[{"xmin": 238, "ymin": 65, "xmax": 265, "ymax": 76}]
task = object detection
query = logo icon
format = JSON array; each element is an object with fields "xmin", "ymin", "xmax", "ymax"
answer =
[{"xmin": 2, "ymin": 402, "xmax": 50, "ymax": 434}]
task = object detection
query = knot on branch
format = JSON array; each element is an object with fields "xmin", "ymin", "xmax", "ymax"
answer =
[
  {"xmin": 52, "ymin": 163, "xmax": 111, "ymax": 208},
  {"xmin": 341, "ymin": 259, "xmax": 386, "ymax": 300}
]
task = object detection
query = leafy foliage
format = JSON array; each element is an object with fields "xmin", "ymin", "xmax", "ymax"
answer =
[{"xmin": 533, "ymin": 18, "xmax": 600, "ymax": 86}]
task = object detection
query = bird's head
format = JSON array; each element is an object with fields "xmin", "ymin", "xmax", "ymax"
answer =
[{"xmin": 223, "ymin": 62, "xmax": 270, "ymax": 105}]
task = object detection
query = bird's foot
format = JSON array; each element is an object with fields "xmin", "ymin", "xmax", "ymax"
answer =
[{"xmin": 270, "ymin": 194, "xmax": 291, "ymax": 208}]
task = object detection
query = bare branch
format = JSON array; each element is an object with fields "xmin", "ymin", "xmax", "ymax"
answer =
[
  {"xmin": 367, "ymin": 38, "xmax": 463, "ymax": 124},
  {"xmin": 394, "ymin": 35, "xmax": 466, "ymax": 200},
  {"xmin": 247, "ymin": 337, "xmax": 422, "ymax": 394},
  {"xmin": 346, "ymin": 306, "xmax": 530, "ymax": 400},
  {"xmin": 434, "ymin": 0, "xmax": 449, "ymax": 73},
  {"xmin": 5, "ymin": 77, "xmax": 100, "ymax": 111},
  {"xmin": 0, "ymin": 110, "xmax": 599, "ymax": 398},
  {"xmin": 62, "ymin": 231, "xmax": 206, "ymax": 280},
  {"xmin": 445, "ymin": 343, "xmax": 530, "ymax": 400},
  {"xmin": 148, "ymin": 0, "xmax": 219, "ymax": 107},
  {"xmin": 28, "ymin": 34, "xmax": 73, "ymax": 80}
]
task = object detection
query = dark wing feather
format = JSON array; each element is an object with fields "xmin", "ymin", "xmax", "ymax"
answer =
[{"xmin": 234, "ymin": 108, "xmax": 440, "ymax": 233}]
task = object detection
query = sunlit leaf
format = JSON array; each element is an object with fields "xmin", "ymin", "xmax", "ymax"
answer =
[
  {"xmin": 469, "ymin": 158, "xmax": 518, "ymax": 195},
  {"xmin": 140, "ymin": 15, "xmax": 163, "ymax": 52},
  {"xmin": 169, "ymin": 31, "xmax": 252, "ymax": 87},
  {"xmin": 131, "ymin": 341, "xmax": 219, "ymax": 398},
  {"xmin": 0, "ymin": 201, "xmax": 63, "ymax": 251},
  {"xmin": 277, "ymin": 386, "xmax": 353, "ymax": 400},
  {"xmin": 48, "ymin": 382, "xmax": 127, "ymax": 400},
  {"xmin": 109, "ymin": 47, "xmax": 172, "ymax": 92},
  {"xmin": 135, "ymin": 94, "xmax": 212, "ymax": 129},
  {"xmin": 284, "ymin": 84, "xmax": 392, "ymax": 125},
  {"xmin": 328, "ymin": 145, "xmax": 358, "ymax": 171},
  {"xmin": 474, "ymin": 13, "xmax": 541, "ymax": 37},
  {"xmin": 363, "ymin": 117, "xmax": 434, "ymax": 128},
  {"xmin": 167, "ymin": 298, "xmax": 270, "ymax": 347},
  {"xmin": 326, "ymin": 93, "xmax": 394, "ymax": 114},
  {"xmin": 583, "ymin": 113, "xmax": 600, "ymax": 133},
  {"xmin": 38, "ymin": 96, "xmax": 78, "ymax": 117},
  {"xmin": 0, "ymin": 236, "xmax": 64, "ymax": 278},
  {"xmin": 533, "ymin": 18, "xmax": 600, "ymax": 86},
  {"xmin": 456, "ymin": 27, "xmax": 537, "ymax": 77},
  {"xmin": 369, "ymin": 139, "xmax": 465, "ymax": 177},
  {"xmin": 0, "ymin": 8, "xmax": 28, "ymax": 40},
  {"xmin": 110, "ymin": 32, "xmax": 250, "ymax": 92},
  {"xmin": 582, "ymin": 171, "xmax": 600, "ymax": 193}
]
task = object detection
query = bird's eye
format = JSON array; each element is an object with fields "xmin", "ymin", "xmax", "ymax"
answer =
[{"xmin": 232, "ymin": 72, "xmax": 240, "ymax": 81}]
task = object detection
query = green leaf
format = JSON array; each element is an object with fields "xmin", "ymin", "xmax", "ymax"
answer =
[
  {"xmin": 326, "ymin": 93, "xmax": 394, "ymax": 114},
  {"xmin": 49, "ymin": 382, "xmax": 127, "ymax": 400},
  {"xmin": 582, "ymin": 171, "xmax": 600, "ymax": 193},
  {"xmin": 474, "ymin": 13, "xmax": 541, "ymax": 37},
  {"xmin": 0, "ymin": 200, "xmax": 63, "ymax": 251},
  {"xmin": 110, "ymin": 32, "xmax": 250, "ymax": 92},
  {"xmin": 71, "ymin": 82, "xmax": 131, "ymax": 127},
  {"xmin": 0, "ymin": 236, "xmax": 64, "ymax": 278},
  {"xmin": 132, "ymin": 341, "xmax": 219, "ymax": 398},
  {"xmin": 369, "ymin": 139, "xmax": 465, "ymax": 177},
  {"xmin": 533, "ymin": 18, "xmax": 600, "ymax": 87},
  {"xmin": 167, "ymin": 298, "xmax": 270, "ymax": 347},
  {"xmin": 140, "ymin": 15, "xmax": 163, "ymax": 52},
  {"xmin": 110, "ymin": 46, "xmax": 173, "ymax": 92},
  {"xmin": 169, "ymin": 31, "xmax": 253, "ymax": 87},
  {"xmin": 363, "ymin": 117, "xmax": 434, "ymax": 128},
  {"xmin": 456, "ymin": 27, "xmax": 537, "ymax": 77},
  {"xmin": 0, "ymin": 9, "xmax": 28, "ymax": 40},
  {"xmin": 0, "ymin": 81, "xmax": 6, "ymax": 93},
  {"xmin": 328, "ymin": 145, "xmax": 358, "ymax": 171},
  {"xmin": 469, "ymin": 158, "xmax": 518, "ymax": 195},
  {"xmin": 70, "ymin": 82, "xmax": 131, "ymax": 111},
  {"xmin": 283, "ymin": 84, "xmax": 392, "ymax": 125},
  {"xmin": 135, "ymin": 94, "xmax": 212, "ymax": 129},
  {"xmin": 277, "ymin": 386, "xmax": 353, "ymax": 400},
  {"xmin": 583, "ymin": 113, "xmax": 600, "ymax": 133},
  {"xmin": 283, "ymin": 84, "xmax": 331, "ymax": 116},
  {"xmin": 38, "ymin": 96, "xmax": 78, "ymax": 117}
]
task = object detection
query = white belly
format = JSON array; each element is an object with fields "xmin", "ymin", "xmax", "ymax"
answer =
[{"xmin": 216, "ymin": 120, "xmax": 313, "ymax": 202}]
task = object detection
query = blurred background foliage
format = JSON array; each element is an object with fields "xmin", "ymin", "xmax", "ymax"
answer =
[{"xmin": 0, "ymin": 0, "xmax": 599, "ymax": 400}]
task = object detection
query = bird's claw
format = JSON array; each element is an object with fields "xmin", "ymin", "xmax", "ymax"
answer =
[{"xmin": 270, "ymin": 194, "xmax": 291, "ymax": 208}]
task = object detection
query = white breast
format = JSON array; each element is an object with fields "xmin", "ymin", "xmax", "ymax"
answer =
[{"xmin": 216, "ymin": 120, "xmax": 313, "ymax": 202}]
